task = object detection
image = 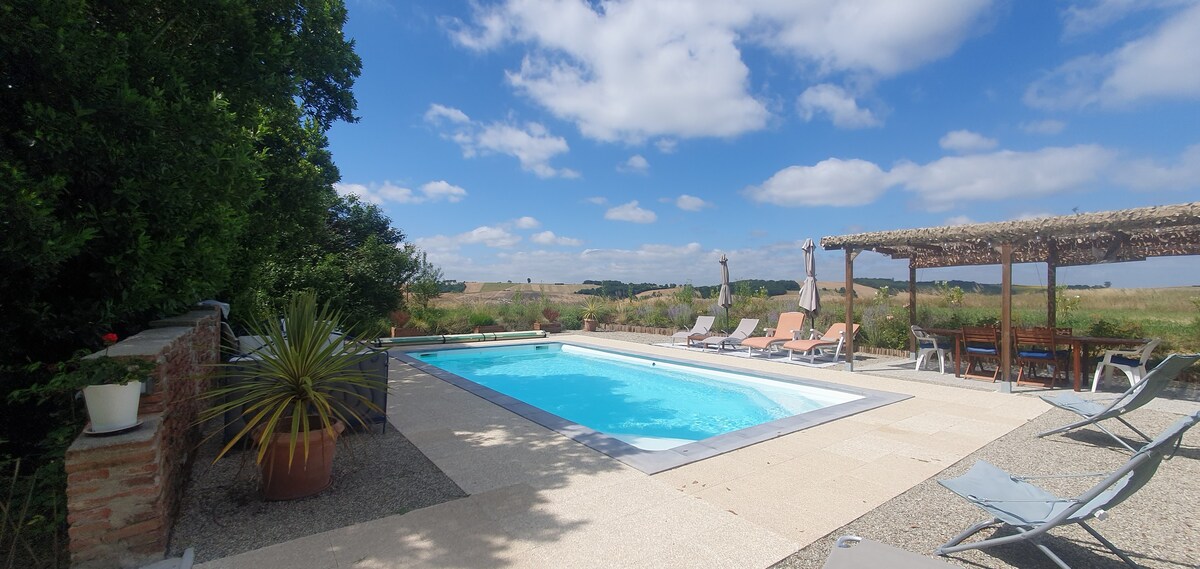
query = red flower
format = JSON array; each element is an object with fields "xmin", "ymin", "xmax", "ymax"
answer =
[{"xmin": 102, "ymin": 333, "xmax": 119, "ymax": 346}]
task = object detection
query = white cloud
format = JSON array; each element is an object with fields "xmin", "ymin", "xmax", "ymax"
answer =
[
  {"xmin": 1060, "ymin": 0, "xmax": 1185, "ymax": 37},
  {"xmin": 796, "ymin": 84, "xmax": 881, "ymax": 129},
  {"xmin": 675, "ymin": 194, "xmax": 712, "ymax": 212},
  {"xmin": 585, "ymin": 196, "xmax": 608, "ymax": 205},
  {"xmin": 939, "ymin": 130, "xmax": 998, "ymax": 153},
  {"xmin": 449, "ymin": 1, "xmax": 989, "ymax": 141},
  {"xmin": 743, "ymin": 158, "xmax": 892, "ymax": 207},
  {"xmin": 754, "ymin": 0, "xmax": 994, "ymax": 77},
  {"xmin": 530, "ymin": 230, "xmax": 583, "ymax": 246},
  {"xmin": 419, "ymin": 180, "xmax": 468, "ymax": 202},
  {"xmin": 892, "ymin": 145, "xmax": 1117, "ymax": 209},
  {"xmin": 618, "ymin": 154, "xmax": 650, "ymax": 173},
  {"xmin": 1026, "ymin": 3, "xmax": 1200, "ymax": 109},
  {"xmin": 1019, "ymin": 119, "xmax": 1066, "ymax": 134},
  {"xmin": 1113, "ymin": 144, "xmax": 1200, "ymax": 191},
  {"xmin": 457, "ymin": 226, "xmax": 522, "ymax": 248},
  {"xmin": 944, "ymin": 215, "xmax": 974, "ymax": 226},
  {"xmin": 514, "ymin": 216, "xmax": 541, "ymax": 229},
  {"xmin": 334, "ymin": 180, "xmax": 467, "ymax": 205},
  {"xmin": 746, "ymin": 144, "xmax": 1121, "ymax": 210},
  {"xmin": 423, "ymin": 103, "xmax": 470, "ymax": 124},
  {"xmin": 605, "ymin": 201, "xmax": 657, "ymax": 223},
  {"xmin": 425, "ymin": 103, "xmax": 578, "ymax": 178},
  {"xmin": 655, "ymin": 139, "xmax": 678, "ymax": 153}
]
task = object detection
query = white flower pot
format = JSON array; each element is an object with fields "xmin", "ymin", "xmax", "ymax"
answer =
[{"xmin": 82, "ymin": 381, "xmax": 142, "ymax": 432}]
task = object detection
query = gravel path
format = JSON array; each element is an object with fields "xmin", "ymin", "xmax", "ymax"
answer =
[{"xmin": 168, "ymin": 425, "xmax": 466, "ymax": 563}]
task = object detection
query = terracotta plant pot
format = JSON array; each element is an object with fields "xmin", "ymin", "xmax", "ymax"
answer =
[
  {"xmin": 582, "ymin": 318, "xmax": 597, "ymax": 332},
  {"xmin": 258, "ymin": 419, "xmax": 345, "ymax": 501}
]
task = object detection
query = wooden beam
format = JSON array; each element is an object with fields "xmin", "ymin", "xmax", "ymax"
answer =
[
  {"xmin": 908, "ymin": 262, "xmax": 917, "ymax": 354},
  {"xmin": 845, "ymin": 249, "xmax": 855, "ymax": 372},
  {"xmin": 1047, "ymin": 240, "xmax": 1057, "ymax": 330},
  {"xmin": 999, "ymin": 243, "xmax": 1013, "ymax": 393}
]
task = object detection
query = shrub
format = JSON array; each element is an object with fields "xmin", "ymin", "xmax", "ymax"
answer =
[
  {"xmin": 467, "ymin": 313, "xmax": 495, "ymax": 327},
  {"xmin": 861, "ymin": 304, "xmax": 907, "ymax": 350}
]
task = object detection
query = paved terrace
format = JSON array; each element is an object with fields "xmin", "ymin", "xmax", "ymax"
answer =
[{"xmin": 197, "ymin": 332, "xmax": 1198, "ymax": 568}]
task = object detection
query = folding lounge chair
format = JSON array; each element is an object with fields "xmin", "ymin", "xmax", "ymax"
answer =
[
  {"xmin": 937, "ymin": 410, "xmax": 1200, "ymax": 569},
  {"xmin": 782, "ymin": 323, "xmax": 860, "ymax": 364},
  {"xmin": 823, "ymin": 536, "xmax": 954, "ymax": 569},
  {"xmin": 741, "ymin": 312, "xmax": 807, "ymax": 358},
  {"xmin": 1092, "ymin": 338, "xmax": 1161, "ymax": 392},
  {"xmin": 670, "ymin": 315, "xmax": 716, "ymax": 347},
  {"xmin": 700, "ymin": 318, "xmax": 759, "ymax": 352},
  {"xmin": 1037, "ymin": 353, "xmax": 1200, "ymax": 452}
]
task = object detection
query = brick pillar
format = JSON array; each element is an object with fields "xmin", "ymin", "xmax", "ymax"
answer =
[{"xmin": 64, "ymin": 307, "xmax": 219, "ymax": 568}]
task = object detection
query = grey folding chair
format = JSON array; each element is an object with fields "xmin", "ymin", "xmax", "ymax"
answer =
[
  {"xmin": 823, "ymin": 536, "xmax": 954, "ymax": 569},
  {"xmin": 1037, "ymin": 354, "xmax": 1200, "ymax": 452},
  {"xmin": 670, "ymin": 315, "xmax": 715, "ymax": 346},
  {"xmin": 937, "ymin": 410, "xmax": 1200, "ymax": 568},
  {"xmin": 700, "ymin": 318, "xmax": 759, "ymax": 352}
]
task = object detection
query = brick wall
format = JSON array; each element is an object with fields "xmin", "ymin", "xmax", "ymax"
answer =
[{"xmin": 65, "ymin": 307, "xmax": 220, "ymax": 568}]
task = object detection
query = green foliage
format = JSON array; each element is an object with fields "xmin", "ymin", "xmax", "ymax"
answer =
[
  {"xmin": 696, "ymin": 279, "xmax": 798, "ymax": 298},
  {"xmin": 467, "ymin": 313, "xmax": 496, "ymax": 327},
  {"xmin": 10, "ymin": 356, "xmax": 155, "ymax": 404},
  {"xmin": 1056, "ymin": 286, "xmax": 1082, "ymax": 319},
  {"xmin": 861, "ymin": 304, "xmax": 908, "ymax": 350},
  {"xmin": 935, "ymin": 281, "xmax": 964, "ymax": 307},
  {"xmin": 200, "ymin": 292, "xmax": 384, "ymax": 466},
  {"xmin": 581, "ymin": 297, "xmax": 607, "ymax": 321}
]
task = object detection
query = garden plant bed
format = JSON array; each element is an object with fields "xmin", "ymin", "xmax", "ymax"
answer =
[{"xmin": 169, "ymin": 424, "xmax": 466, "ymax": 563}]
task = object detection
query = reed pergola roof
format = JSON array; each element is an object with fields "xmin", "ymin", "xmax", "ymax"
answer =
[{"xmin": 821, "ymin": 202, "xmax": 1200, "ymax": 269}]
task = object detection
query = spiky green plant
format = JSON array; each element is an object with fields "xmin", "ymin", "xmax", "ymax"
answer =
[{"xmin": 200, "ymin": 291, "xmax": 385, "ymax": 467}]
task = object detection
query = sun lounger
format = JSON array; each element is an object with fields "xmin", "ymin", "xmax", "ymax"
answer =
[
  {"xmin": 700, "ymin": 319, "xmax": 759, "ymax": 352},
  {"xmin": 1037, "ymin": 353, "xmax": 1200, "ymax": 452},
  {"xmin": 937, "ymin": 410, "xmax": 1200, "ymax": 568},
  {"xmin": 823, "ymin": 536, "xmax": 953, "ymax": 569},
  {"xmin": 782, "ymin": 323, "xmax": 859, "ymax": 363},
  {"xmin": 741, "ymin": 312, "xmax": 807, "ymax": 357},
  {"xmin": 670, "ymin": 315, "xmax": 715, "ymax": 347}
]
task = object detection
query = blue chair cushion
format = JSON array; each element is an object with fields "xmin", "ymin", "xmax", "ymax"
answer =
[
  {"xmin": 1109, "ymin": 355, "xmax": 1141, "ymax": 367},
  {"xmin": 966, "ymin": 346, "xmax": 997, "ymax": 355},
  {"xmin": 1019, "ymin": 350, "xmax": 1054, "ymax": 359}
]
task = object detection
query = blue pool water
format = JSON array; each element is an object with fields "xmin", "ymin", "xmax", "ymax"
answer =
[{"xmin": 414, "ymin": 343, "xmax": 861, "ymax": 450}]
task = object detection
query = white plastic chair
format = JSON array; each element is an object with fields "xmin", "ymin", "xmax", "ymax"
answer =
[
  {"xmin": 911, "ymin": 326, "xmax": 947, "ymax": 374},
  {"xmin": 1091, "ymin": 338, "xmax": 1160, "ymax": 392}
]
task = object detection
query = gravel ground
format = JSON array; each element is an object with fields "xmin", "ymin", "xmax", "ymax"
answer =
[
  {"xmin": 770, "ymin": 407, "xmax": 1200, "ymax": 569},
  {"xmin": 168, "ymin": 424, "xmax": 466, "ymax": 563}
]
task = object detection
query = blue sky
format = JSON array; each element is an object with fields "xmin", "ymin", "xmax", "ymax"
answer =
[{"xmin": 328, "ymin": 0, "xmax": 1200, "ymax": 288}]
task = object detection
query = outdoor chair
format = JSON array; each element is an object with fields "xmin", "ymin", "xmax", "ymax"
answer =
[
  {"xmin": 700, "ymin": 318, "xmax": 759, "ymax": 352},
  {"xmin": 961, "ymin": 326, "xmax": 1000, "ymax": 381},
  {"xmin": 670, "ymin": 315, "xmax": 716, "ymax": 347},
  {"xmin": 936, "ymin": 410, "xmax": 1200, "ymax": 568},
  {"xmin": 1037, "ymin": 353, "xmax": 1200, "ymax": 452},
  {"xmin": 1013, "ymin": 327, "xmax": 1070, "ymax": 387},
  {"xmin": 911, "ymin": 325, "xmax": 948, "ymax": 374},
  {"xmin": 822, "ymin": 536, "xmax": 953, "ymax": 569},
  {"xmin": 1092, "ymin": 338, "xmax": 1161, "ymax": 392},
  {"xmin": 741, "ymin": 312, "xmax": 807, "ymax": 358},
  {"xmin": 782, "ymin": 323, "xmax": 860, "ymax": 364}
]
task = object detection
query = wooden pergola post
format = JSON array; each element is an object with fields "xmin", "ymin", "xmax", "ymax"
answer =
[
  {"xmin": 908, "ymin": 261, "xmax": 917, "ymax": 355},
  {"xmin": 844, "ymin": 249, "xmax": 857, "ymax": 371},
  {"xmin": 999, "ymin": 243, "xmax": 1013, "ymax": 393},
  {"xmin": 1047, "ymin": 240, "xmax": 1058, "ymax": 330}
]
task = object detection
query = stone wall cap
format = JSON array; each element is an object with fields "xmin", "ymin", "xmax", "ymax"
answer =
[
  {"xmin": 150, "ymin": 309, "xmax": 218, "ymax": 328},
  {"xmin": 67, "ymin": 413, "xmax": 161, "ymax": 454},
  {"xmin": 85, "ymin": 327, "xmax": 192, "ymax": 359}
]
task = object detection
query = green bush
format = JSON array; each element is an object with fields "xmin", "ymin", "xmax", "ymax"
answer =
[{"xmin": 468, "ymin": 313, "xmax": 496, "ymax": 327}]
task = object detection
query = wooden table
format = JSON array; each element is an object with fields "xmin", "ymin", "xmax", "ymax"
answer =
[{"xmin": 922, "ymin": 328, "xmax": 1147, "ymax": 391}]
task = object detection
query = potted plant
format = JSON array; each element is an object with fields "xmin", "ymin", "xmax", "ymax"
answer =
[
  {"xmin": 10, "ymin": 333, "xmax": 157, "ymax": 434},
  {"xmin": 581, "ymin": 297, "xmax": 605, "ymax": 332},
  {"xmin": 200, "ymin": 291, "xmax": 385, "ymax": 500},
  {"xmin": 534, "ymin": 307, "xmax": 562, "ymax": 333}
]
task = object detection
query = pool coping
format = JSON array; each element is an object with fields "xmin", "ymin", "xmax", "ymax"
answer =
[{"xmin": 391, "ymin": 341, "xmax": 911, "ymax": 474}]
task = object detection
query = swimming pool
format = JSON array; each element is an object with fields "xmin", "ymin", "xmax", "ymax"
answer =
[{"xmin": 398, "ymin": 342, "xmax": 908, "ymax": 473}]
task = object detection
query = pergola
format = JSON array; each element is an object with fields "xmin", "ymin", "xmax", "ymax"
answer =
[{"xmin": 820, "ymin": 201, "xmax": 1200, "ymax": 389}]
